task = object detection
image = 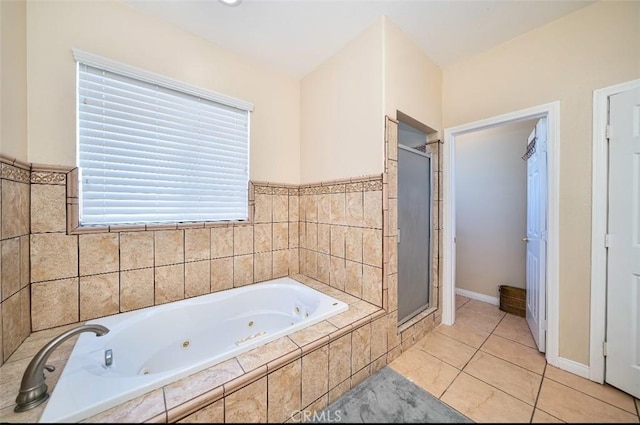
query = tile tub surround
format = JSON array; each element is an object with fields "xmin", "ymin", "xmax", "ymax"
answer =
[
  {"xmin": 0, "ymin": 156, "xmax": 32, "ymax": 366},
  {"xmin": 0, "ymin": 276, "xmax": 387, "ymax": 423}
]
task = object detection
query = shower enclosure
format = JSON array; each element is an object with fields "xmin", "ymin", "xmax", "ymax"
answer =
[{"xmin": 397, "ymin": 125, "xmax": 433, "ymax": 325}]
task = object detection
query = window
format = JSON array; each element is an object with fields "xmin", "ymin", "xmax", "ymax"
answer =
[{"xmin": 75, "ymin": 50, "xmax": 252, "ymax": 226}]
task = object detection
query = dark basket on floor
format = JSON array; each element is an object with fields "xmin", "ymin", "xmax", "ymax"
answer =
[{"xmin": 499, "ymin": 285, "xmax": 526, "ymax": 317}]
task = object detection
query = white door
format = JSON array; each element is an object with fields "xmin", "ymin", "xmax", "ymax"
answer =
[
  {"xmin": 605, "ymin": 87, "xmax": 640, "ymax": 398},
  {"xmin": 526, "ymin": 118, "xmax": 547, "ymax": 352}
]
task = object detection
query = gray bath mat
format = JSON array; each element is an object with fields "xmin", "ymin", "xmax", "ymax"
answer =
[{"xmin": 312, "ymin": 367, "xmax": 473, "ymax": 423}]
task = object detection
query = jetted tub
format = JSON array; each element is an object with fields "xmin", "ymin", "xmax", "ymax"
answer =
[{"xmin": 39, "ymin": 277, "xmax": 348, "ymax": 422}]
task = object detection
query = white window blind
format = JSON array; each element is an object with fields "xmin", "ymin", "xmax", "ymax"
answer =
[{"xmin": 77, "ymin": 60, "xmax": 250, "ymax": 226}]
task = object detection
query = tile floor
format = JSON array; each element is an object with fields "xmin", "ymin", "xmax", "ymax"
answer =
[{"xmin": 389, "ymin": 295, "xmax": 640, "ymax": 423}]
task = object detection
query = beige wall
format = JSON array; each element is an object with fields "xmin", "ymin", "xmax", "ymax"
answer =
[
  {"xmin": 443, "ymin": 0, "xmax": 640, "ymax": 365},
  {"xmin": 300, "ymin": 18, "xmax": 384, "ymax": 184},
  {"xmin": 384, "ymin": 19, "xmax": 442, "ymax": 134},
  {"xmin": 1, "ymin": 0, "xmax": 28, "ymax": 162},
  {"xmin": 456, "ymin": 120, "xmax": 536, "ymax": 298},
  {"xmin": 26, "ymin": 0, "xmax": 300, "ymax": 184}
]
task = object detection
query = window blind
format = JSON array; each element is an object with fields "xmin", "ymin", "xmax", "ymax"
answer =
[{"xmin": 77, "ymin": 62, "xmax": 250, "ymax": 226}]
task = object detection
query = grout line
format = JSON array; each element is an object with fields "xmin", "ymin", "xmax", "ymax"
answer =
[
  {"xmin": 544, "ymin": 377, "xmax": 637, "ymax": 417},
  {"xmin": 530, "ymin": 362, "xmax": 548, "ymax": 422}
]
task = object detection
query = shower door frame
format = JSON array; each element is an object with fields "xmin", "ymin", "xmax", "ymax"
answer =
[{"xmin": 397, "ymin": 143, "xmax": 434, "ymax": 326}]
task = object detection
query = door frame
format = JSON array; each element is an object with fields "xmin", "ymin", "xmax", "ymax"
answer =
[
  {"xmin": 442, "ymin": 101, "xmax": 561, "ymax": 368},
  {"xmin": 590, "ymin": 78, "xmax": 640, "ymax": 383}
]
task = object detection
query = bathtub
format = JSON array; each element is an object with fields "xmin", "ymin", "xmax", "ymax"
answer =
[{"xmin": 39, "ymin": 277, "xmax": 348, "ymax": 423}]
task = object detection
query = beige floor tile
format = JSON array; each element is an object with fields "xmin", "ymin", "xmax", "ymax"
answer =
[
  {"xmin": 456, "ymin": 294, "xmax": 470, "ymax": 310},
  {"xmin": 493, "ymin": 313, "xmax": 537, "ymax": 349},
  {"xmin": 388, "ymin": 347, "xmax": 459, "ymax": 398},
  {"xmin": 532, "ymin": 409, "xmax": 564, "ymax": 423},
  {"xmin": 455, "ymin": 306, "xmax": 504, "ymax": 334},
  {"xmin": 464, "ymin": 351, "xmax": 542, "ymax": 405},
  {"xmin": 459, "ymin": 299, "xmax": 505, "ymax": 318},
  {"xmin": 434, "ymin": 322, "xmax": 490, "ymax": 349},
  {"xmin": 480, "ymin": 334, "xmax": 546, "ymax": 375},
  {"xmin": 544, "ymin": 365, "xmax": 637, "ymax": 414},
  {"xmin": 537, "ymin": 378, "xmax": 638, "ymax": 423},
  {"xmin": 441, "ymin": 372, "xmax": 533, "ymax": 423},
  {"xmin": 413, "ymin": 331, "xmax": 477, "ymax": 369}
]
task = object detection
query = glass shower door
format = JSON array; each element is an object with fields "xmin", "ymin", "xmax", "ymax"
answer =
[{"xmin": 397, "ymin": 144, "xmax": 432, "ymax": 325}]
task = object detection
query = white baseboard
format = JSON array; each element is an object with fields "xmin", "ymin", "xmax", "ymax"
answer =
[
  {"xmin": 555, "ymin": 356, "xmax": 590, "ymax": 380},
  {"xmin": 455, "ymin": 287, "xmax": 499, "ymax": 306}
]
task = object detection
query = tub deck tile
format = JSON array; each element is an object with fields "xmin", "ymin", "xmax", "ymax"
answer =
[
  {"xmin": 289, "ymin": 320, "xmax": 338, "ymax": 348},
  {"xmin": 166, "ymin": 386, "xmax": 224, "ymax": 423},
  {"xmin": 327, "ymin": 306, "xmax": 371, "ymax": 329},
  {"xmin": 163, "ymin": 358, "xmax": 243, "ymax": 409},
  {"xmin": 236, "ymin": 336, "xmax": 299, "ymax": 373},
  {"xmin": 223, "ymin": 364, "xmax": 268, "ymax": 396},
  {"xmin": 81, "ymin": 388, "xmax": 166, "ymax": 423}
]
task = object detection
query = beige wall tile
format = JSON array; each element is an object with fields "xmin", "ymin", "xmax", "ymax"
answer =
[
  {"xmin": 185, "ymin": 260, "xmax": 210, "ymax": 298},
  {"xmin": 388, "ymin": 160, "xmax": 398, "ymax": 199},
  {"xmin": 305, "ymin": 222, "xmax": 317, "ymax": 251},
  {"xmin": 288, "ymin": 248, "xmax": 299, "ymax": 275},
  {"xmin": 370, "ymin": 316, "xmax": 388, "ymax": 361},
  {"xmin": 185, "ymin": 228, "xmax": 210, "ymax": 262},
  {"xmin": 234, "ymin": 225, "xmax": 253, "ymax": 256},
  {"xmin": 254, "ymin": 252, "xmax": 273, "ymax": 283},
  {"xmin": 30, "ymin": 233, "xmax": 78, "ymax": 283},
  {"xmin": 272, "ymin": 194, "xmax": 288, "ymax": 223},
  {"xmin": 329, "ymin": 334, "xmax": 351, "ymax": 389},
  {"xmin": 268, "ymin": 359, "xmax": 301, "ymax": 423},
  {"xmin": 317, "ymin": 224, "xmax": 330, "ymax": 254},
  {"xmin": 306, "ymin": 195, "xmax": 318, "ymax": 223},
  {"xmin": 388, "ymin": 273, "xmax": 398, "ymax": 312},
  {"xmin": 288, "ymin": 195, "xmax": 299, "ymax": 222},
  {"xmin": 273, "ymin": 250, "xmax": 289, "ymax": 278},
  {"xmin": 155, "ymin": 264, "xmax": 184, "ymax": 304},
  {"xmin": 329, "ymin": 256, "xmax": 345, "ymax": 291},
  {"xmin": 154, "ymin": 230, "xmax": 184, "ymax": 266},
  {"xmin": 330, "ymin": 226, "xmax": 345, "ymax": 258},
  {"xmin": 344, "ymin": 260, "xmax": 362, "ymax": 298},
  {"xmin": 255, "ymin": 193, "xmax": 273, "ymax": 223},
  {"xmin": 351, "ymin": 364, "xmax": 370, "ymax": 387},
  {"xmin": 1, "ymin": 180, "xmax": 29, "ymax": 239},
  {"xmin": 345, "ymin": 191, "xmax": 363, "ymax": 227},
  {"xmin": 31, "ymin": 184, "xmax": 66, "ymax": 233},
  {"xmin": 2, "ymin": 292, "xmax": 21, "ymax": 360},
  {"xmin": 20, "ymin": 286, "xmax": 31, "ymax": 343},
  {"xmin": 362, "ymin": 229, "xmax": 382, "ymax": 267},
  {"xmin": 318, "ymin": 194, "xmax": 330, "ymax": 224},
  {"xmin": 328, "ymin": 379, "xmax": 350, "ymax": 404},
  {"xmin": 345, "ymin": 227, "xmax": 362, "ymax": 263},
  {"xmin": 120, "ymin": 268, "xmax": 154, "ymax": 312},
  {"xmin": 254, "ymin": 223, "xmax": 272, "ymax": 253},
  {"xmin": 1, "ymin": 238, "xmax": 20, "ymax": 300},
  {"xmin": 363, "ymin": 190, "xmax": 382, "ymax": 229},
  {"xmin": 273, "ymin": 223, "xmax": 288, "ymax": 251},
  {"xmin": 304, "ymin": 250, "xmax": 317, "ymax": 279},
  {"xmin": 388, "ymin": 235, "xmax": 397, "ymax": 274},
  {"xmin": 211, "ymin": 257, "xmax": 234, "ymax": 292},
  {"xmin": 298, "ymin": 222, "xmax": 306, "ymax": 249},
  {"xmin": 178, "ymin": 399, "xmax": 223, "ymax": 423},
  {"xmin": 19, "ymin": 236, "xmax": 28, "ymax": 289},
  {"xmin": 352, "ymin": 323, "xmax": 371, "ymax": 373},
  {"xmin": 79, "ymin": 233, "xmax": 119, "ymax": 276},
  {"xmin": 79, "ymin": 272, "xmax": 119, "ymax": 321},
  {"xmin": 288, "ymin": 223, "xmax": 298, "ymax": 249},
  {"xmin": 211, "ymin": 226, "xmax": 234, "ymax": 259},
  {"xmin": 330, "ymin": 193, "xmax": 345, "ymax": 225},
  {"xmin": 120, "ymin": 231, "xmax": 154, "ymax": 271},
  {"xmin": 31, "ymin": 278, "xmax": 78, "ymax": 331},
  {"xmin": 225, "ymin": 376, "xmax": 267, "ymax": 423},
  {"xmin": 234, "ymin": 254, "xmax": 254, "ymax": 287},
  {"xmin": 388, "ymin": 198, "xmax": 398, "ymax": 236},
  {"xmin": 316, "ymin": 253, "xmax": 330, "ymax": 284},
  {"xmin": 302, "ymin": 345, "xmax": 329, "ymax": 408},
  {"xmin": 362, "ymin": 265, "xmax": 382, "ymax": 306}
]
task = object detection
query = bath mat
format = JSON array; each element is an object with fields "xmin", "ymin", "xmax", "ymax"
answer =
[{"xmin": 311, "ymin": 367, "xmax": 473, "ymax": 423}]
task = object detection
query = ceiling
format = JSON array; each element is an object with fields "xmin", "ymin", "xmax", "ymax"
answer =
[{"xmin": 124, "ymin": 0, "xmax": 595, "ymax": 78}]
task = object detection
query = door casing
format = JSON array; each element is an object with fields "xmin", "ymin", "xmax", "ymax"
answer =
[
  {"xmin": 443, "ymin": 101, "xmax": 561, "ymax": 370},
  {"xmin": 590, "ymin": 78, "xmax": 640, "ymax": 384}
]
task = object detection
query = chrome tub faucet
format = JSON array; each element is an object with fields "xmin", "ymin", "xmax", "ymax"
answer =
[{"xmin": 14, "ymin": 324, "xmax": 110, "ymax": 412}]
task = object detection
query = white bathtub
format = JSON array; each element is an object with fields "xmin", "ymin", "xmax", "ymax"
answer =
[{"xmin": 39, "ymin": 277, "xmax": 348, "ymax": 423}]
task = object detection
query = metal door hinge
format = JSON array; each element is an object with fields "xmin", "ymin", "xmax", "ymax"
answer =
[
  {"xmin": 604, "ymin": 234, "xmax": 611, "ymax": 248},
  {"xmin": 603, "ymin": 341, "xmax": 608, "ymax": 357},
  {"xmin": 605, "ymin": 124, "xmax": 611, "ymax": 140}
]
